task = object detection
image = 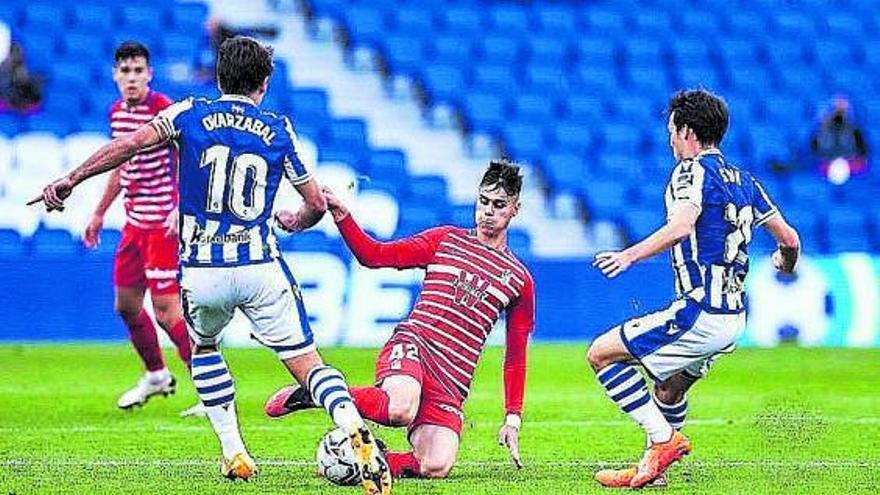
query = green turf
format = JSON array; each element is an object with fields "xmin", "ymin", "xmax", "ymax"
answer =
[{"xmin": 1, "ymin": 344, "xmax": 878, "ymax": 494}]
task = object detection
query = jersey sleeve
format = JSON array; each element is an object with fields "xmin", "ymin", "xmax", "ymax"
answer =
[
  {"xmin": 281, "ymin": 117, "xmax": 313, "ymax": 186},
  {"xmin": 151, "ymin": 97, "xmax": 195, "ymax": 142},
  {"xmin": 337, "ymin": 214, "xmax": 453, "ymax": 269},
  {"xmin": 751, "ymin": 176, "xmax": 780, "ymax": 227},
  {"xmin": 666, "ymin": 158, "xmax": 706, "ymax": 218},
  {"xmin": 503, "ymin": 271, "xmax": 535, "ymax": 416}
]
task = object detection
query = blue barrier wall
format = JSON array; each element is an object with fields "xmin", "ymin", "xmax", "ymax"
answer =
[{"xmin": 1, "ymin": 252, "xmax": 878, "ymax": 346}]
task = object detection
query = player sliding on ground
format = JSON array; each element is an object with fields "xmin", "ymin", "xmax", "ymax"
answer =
[
  {"xmin": 30, "ymin": 36, "xmax": 391, "ymax": 495},
  {"xmin": 266, "ymin": 160, "xmax": 535, "ymax": 479},
  {"xmin": 587, "ymin": 89, "xmax": 801, "ymax": 489}
]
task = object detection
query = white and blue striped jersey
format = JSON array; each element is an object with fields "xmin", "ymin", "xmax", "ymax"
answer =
[
  {"xmin": 152, "ymin": 94, "xmax": 312, "ymax": 267},
  {"xmin": 664, "ymin": 149, "xmax": 778, "ymax": 314}
]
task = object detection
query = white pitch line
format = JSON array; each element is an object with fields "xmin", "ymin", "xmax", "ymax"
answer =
[
  {"xmin": 4, "ymin": 416, "xmax": 880, "ymax": 434},
  {"xmin": 1, "ymin": 459, "xmax": 878, "ymax": 469}
]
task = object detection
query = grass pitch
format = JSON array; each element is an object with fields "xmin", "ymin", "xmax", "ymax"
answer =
[{"xmin": 1, "ymin": 344, "xmax": 878, "ymax": 494}]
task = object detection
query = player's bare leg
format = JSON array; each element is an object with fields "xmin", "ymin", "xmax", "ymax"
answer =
[
  {"xmin": 283, "ymin": 351, "xmax": 391, "ymax": 495},
  {"xmin": 115, "ymin": 286, "xmax": 176, "ymax": 409},
  {"xmin": 388, "ymin": 424, "xmax": 458, "ymax": 479},
  {"xmin": 587, "ymin": 329, "xmax": 690, "ymax": 488}
]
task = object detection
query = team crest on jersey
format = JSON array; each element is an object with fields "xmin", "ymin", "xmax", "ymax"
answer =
[
  {"xmin": 453, "ymin": 271, "xmax": 490, "ymax": 308},
  {"xmin": 231, "ymin": 104, "xmax": 245, "ymax": 114},
  {"xmin": 500, "ymin": 269, "xmax": 513, "ymax": 285}
]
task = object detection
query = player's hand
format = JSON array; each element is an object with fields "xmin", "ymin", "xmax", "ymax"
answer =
[
  {"xmin": 29, "ymin": 176, "xmax": 74, "ymax": 212},
  {"xmin": 593, "ymin": 250, "xmax": 634, "ymax": 279},
  {"xmin": 274, "ymin": 209, "xmax": 299, "ymax": 233},
  {"xmin": 321, "ymin": 186, "xmax": 349, "ymax": 222},
  {"xmin": 164, "ymin": 208, "xmax": 179, "ymax": 238},
  {"xmin": 498, "ymin": 422, "xmax": 523, "ymax": 469},
  {"xmin": 772, "ymin": 247, "xmax": 798, "ymax": 274},
  {"xmin": 83, "ymin": 214, "xmax": 104, "ymax": 249}
]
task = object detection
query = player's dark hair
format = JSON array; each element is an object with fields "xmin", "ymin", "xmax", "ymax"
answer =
[
  {"xmin": 217, "ymin": 36, "xmax": 274, "ymax": 96},
  {"xmin": 480, "ymin": 159, "xmax": 523, "ymax": 197},
  {"xmin": 668, "ymin": 89, "xmax": 729, "ymax": 147},
  {"xmin": 114, "ymin": 41, "xmax": 150, "ymax": 64}
]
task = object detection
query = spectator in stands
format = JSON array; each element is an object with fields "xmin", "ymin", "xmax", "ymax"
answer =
[
  {"xmin": 0, "ymin": 42, "xmax": 43, "ymax": 113},
  {"xmin": 810, "ymin": 96, "xmax": 868, "ymax": 184}
]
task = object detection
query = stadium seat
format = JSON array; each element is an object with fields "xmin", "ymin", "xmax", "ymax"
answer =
[
  {"xmin": 564, "ymin": 96, "xmax": 608, "ymax": 123},
  {"xmin": 488, "ymin": 4, "xmax": 531, "ymax": 32},
  {"xmin": 462, "ymin": 92, "xmax": 506, "ymax": 133},
  {"xmin": 625, "ymin": 209, "xmax": 664, "ymax": 241},
  {"xmin": 451, "ymin": 204, "xmax": 475, "ymax": 228},
  {"xmin": 397, "ymin": 206, "xmax": 447, "ymax": 236},
  {"xmin": 575, "ymin": 37, "xmax": 616, "ymax": 69},
  {"xmin": 478, "ymin": 36, "xmax": 521, "ymax": 65},
  {"xmin": 0, "ymin": 228, "xmax": 25, "ymax": 259},
  {"xmin": 471, "ymin": 65, "xmax": 517, "ymax": 93},
  {"xmin": 120, "ymin": 5, "xmax": 164, "ymax": 28},
  {"xmin": 23, "ymin": 2, "xmax": 65, "ymax": 31},
  {"xmin": 583, "ymin": 179, "xmax": 629, "ymax": 220},
  {"xmin": 514, "ymin": 93, "xmax": 556, "ymax": 123},
  {"xmin": 543, "ymin": 153, "xmax": 588, "ymax": 193},
  {"xmin": 527, "ymin": 37, "xmax": 568, "ymax": 65},
  {"xmin": 420, "ymin": 64, "xmax": 466, "ymax": 104},
  {"xmin": 409, "ymin": 175, "xmax": 449, "ymax": 205},
  {"xmin": 326, "ymin": 119, "xmax": 368, "ymax": 151},
  {"xmin": 31, "ymin": 228, "xmax": 80, "ymax": 258},
  {"xmin": 502, "ymin": 121, "xmax": 545, "ymax": 162},
  {"xmin": 623, "ymin": 39, "xmax": 664, "ymax": 68},
  {"xmin": 71, "ymin": 5, "xmax": 113, "ymax": 30},
  {"xmin": 169, "ymin": 2, "xmax": 209, "ymax": 33},
  {"xmin": 576, "ymin": 66, "xmax": 618, "ymax": 96},
  {"xmin": 507, "ymin": 228, "xmax": 532, "ymax": 258},
  {"xmin": 600, "ymin": 124, "xmax": 642, "ymax": 155},
  {"xmin": 442, "ymin": 6, "xmax": 483, "ymax": 35},
  {"xmin": 632, "ymin": 10, "xmax": 673, "ymax": 38},
  {"xmin": 670, "ymin": 38, "xmax": 711, "ymax": 67},
  {"xmin": 552, "ymin": 122, "xmax": 592, "ymax": 156},
  {"xmin": 525, "ymin": 64, "xmax": 568, "ymax": 93},
  {"xmin": 343, "ymin": 6, "xmax": 387, "ymax": 47},
  {"xmin": 536, "ymin": 6, "xmax": 577, "ymax": 35},
  {"xmin": 394, "ymin": 7, "xmax": 434, "ymax": 34},
  {"xmin": 680, "ymin": 11, "xmax": 720, "ymax": 35},
  {"xmin": 290, "ymin": 88, "xmax": 330, "ymax": 124},
  {"xmin": 431, "ymin": 36, "xmax": 472, "ymax": 66},
  {"xmin": 382, "ymin": 35, "xmax": 425, "ymax": 76}
]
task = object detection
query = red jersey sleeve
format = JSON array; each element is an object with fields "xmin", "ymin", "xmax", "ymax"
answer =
[
  {"xmin": 152, "ymin": 92, "xmax": 174, "ymax": 113},
  {"xmin": 337, "ymin": 214, "xmax": 455, "ymax": 269},
  {"xmin": 503, "ymin": 270, "xmax": 535, "ymax": 416}
]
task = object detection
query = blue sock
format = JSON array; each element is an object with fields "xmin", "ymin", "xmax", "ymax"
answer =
[
  {"xmin": 596, "ymin": 363, "xmax": 672, "ymax": 443},
  {"xmin": 307, "ymin": 365, "xmax": 363, "ymax": 433},
  {"xmin": 655, "ymin": 395, "xmax": 688, "ymax": 431},
  {"xmin": 192, "ymin": 352, "xmax": 244, "ymax": 458}
]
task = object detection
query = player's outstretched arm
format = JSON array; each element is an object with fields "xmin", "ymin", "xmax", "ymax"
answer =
[
  {"xmin": 29, "ymin": 124, "xmax": 164, "ymax": 211},
  {"xmin": 763, "ymin": 215, "xmax": 800, "ymax": 273},
  {"xmin": 594, "ymin": 204, "xmax": 699, "ymax": 278},
  {"xmin": 322, "ymin": 186, "xmax": 442, "ymax": 269}
]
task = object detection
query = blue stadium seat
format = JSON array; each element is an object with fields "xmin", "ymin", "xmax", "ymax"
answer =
[
  {"xmin": 462, "ymin": 92, "xmax": 506, "ymax": 133},
  {"xmin": 813, "ymin": 41, "xmax": 855, "ymax": 69},
  {"xmin": 384, "ymin": 35, "xmax": 425, "ymax": 75},
  {"xmin": 776, "ymin": 69, "xmax": 824, "ymax": 99},
  {"xmin": 671, "ymin": 38, "xmax": 711, "ymax": 67},
  {"xmin": 576, "ymin": 66, "xmax": 618, "ymax": 96},
  {"xmin": 451, "ymin": 204, "xmax": 474, "ymax": 228},
  {"xmin": 601, "ymin": 124, "xmax": 642, "ymax": 155},
  {"xmin": 343, "ymin": 6, "xmax": 387, "ymax": 46},
  {"xmin": 62, "ymin": 33, "xmax": 107, "ymax": 60},
  {"xmin": 527, "ymin": 37, "xmax": 568, "ymax": 65},
  {"xmin": 71, "ymin": 5, "xmax": 113, "ymax": 30},
  {"xmin": 774, "ymin": 13, "xmax": 817, "ymax": 40},
  {"xmin": 717, "ymin": 38, "xmax": 759, "ymax": 72},
  {"xmin": 0, "ymin": 114, "xmax": 24, "ymax": 135},
  {"xmin": 513, "ymin": 93, "xmax": 556, "ymax": 123},
  {"xmin": 726, "ymin": 12, "xmax": 766, "ymax": 36},
  {"xmin": 397, "ymin": 206, "xmax": 447, "ymax": 236},
  {"xmin": 747, "ymin": 125, "xmax": 790, "ymax": 165},
  {"xmin": 575, "ymin": 38, "xmax": 616, "ymax": 68},
  {"xmin": 826, "ymin": 212, "xmax": 871, "ymax": 252},
  {"xmin": 626, "ymin": 67, "xmax": 668, "ymax": 97},
  {"xmin": 536, "ymin": 6, "xmax": 577, "ymax": 36},
  {"xmin": 527, "ymin": 64, "xmax": 569, "ymax": 94},
  {"xmin": 0, "ymin": 4, "xmax": 20, "ymax": 25},
  {"xmin": 488, "ymin": 4, "xmax": 531, "ymax": 31},
  {"xmin": 765, "ymin": 40, "xmax": 806, "ymax": 67},
  {"xmin": 88, "ymin": 229, "xmax": 122, "ymax": 258},
  {"xmin": 828, "ymin": 69, "xmax": 875, "ymax": 96},
  {"xmin": 824, "ymin": 13, "xmax": 864, "ymax": 41},
  {"xmin": 544, "ymin": 153, "xmax": 588, "ymax": 193},
  {"xmin": 409, "ymin": 175, "xmax": 449, "ymax": 204},
  {"xmin": 442, "ymin": 6, "xmax": 483, "ymax": 35},
  {"xmin": 582, "ymin": 8, "xmax": 626, "ymax": 34},
  {"xmin": 420, "ymin": 64, "xmax": 465, "ymax": 104},
  {"xmin": 290, "ymin": 89, "xmax": 330, "ymax": 124},
  {"xmin": 368, "ymin": 149, "xmax": 408, "ymax": 179},
  {"xmin": 631, "ymin": 11, "xmax": 673, "ymax": 38},
  {"xmin": 680, "ymin": 11, "xmax": 720, "ymax": 35},
  {"xmin": 394, "ymin": 7, "xmax": 434, "ymax": 33},
  {"xmin": 161, "ymin": 34, "xmax": 198, "ymax": 64},
  {"xmin": 729, "ymin": 67, "xmax": 772, "ymax": 96},
  {"xmin": 431, "ymin": 36, "xmax": 472, "ymax": 66},
  {"xmin": 502, "ymin": 121, "xmax": 545, "ymax": 162},
  {"xmin": 471, "ymin": 65, "xmax": 517, "ymax": 93},
  {"xmin": 507, "ymin": 228, "xmax": 532, "ymax": 258},
  {"xmin": 625, "ymin": 209, "xmax": 664, "ymax": 241},
  {"xmin": 623, "ymin": 39, "xmax": 664, "ymax": 68},
  {"xmin": 120, "ymin": 5, "xmax": 164, "ymax": 28},
  {"xmin": 583, "ymin": 179, "xmax": 629, "ymax": 220},
  {"xmin": 478, "ymin": 36, "xmax": 521, "ymax": 65},
  {"xmin": 170, "ymin": 2, "xmax": 209, "ymax": 33},
  {"xmin": 678, "ymin": 67, "xmax": 721, "ymax": 91},
  {"xmin": 564, "ymin": 96, "xmax": 608, "ymax": 123},
  {"xmin": 23, "ymin": 2, "xmax": 66, "ymax": 31},
  {"xmin": 26, "ymin": 113, "xmax": 74, "ymax": 135},
  {"xmin": 326, "ymin": 119, "xmax": 368, "ymax": 151},
  {"xmin": 552, "ymin": 122, "xmax": 592, "ymax": 155},
  {"xmin": 612, "ymin": 96, "xmax": 657, "ymax": 123}
]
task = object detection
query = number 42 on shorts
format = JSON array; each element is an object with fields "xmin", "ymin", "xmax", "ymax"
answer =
[{"xmin": 389, "ymin": 343, "xmax": 419, "ymax": 370}]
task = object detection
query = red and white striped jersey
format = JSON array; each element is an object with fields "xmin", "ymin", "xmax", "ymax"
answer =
[
  {"xmin": 337, "ymin": 216, "xmax": 536, "ymax": 407},
  {"xmin": 109, "ymin": 91, "xmax": 178, "ymax": 230}
]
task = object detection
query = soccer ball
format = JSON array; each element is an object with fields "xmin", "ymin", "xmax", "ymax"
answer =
[{"xmin": 316, "ymin": 427, "xmax": 360, "ymax": 486}]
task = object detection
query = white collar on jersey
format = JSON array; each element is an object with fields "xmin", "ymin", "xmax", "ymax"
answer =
[{"xmin": 218, "ymin": 94, "xmax": 257, "ymax": 106}]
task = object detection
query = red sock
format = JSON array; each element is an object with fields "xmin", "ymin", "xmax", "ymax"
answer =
[
  {"xmin": 127, "ymin": 310, "xmax": 165, "ymax": 372},
  {"xmin": 165, "ymin": 319, "xmax": 192, "ymax": 367},
  {"xmin": 350, "ymin": 387, "xmax": 391, "ymax": 426},
  {"xmin": 386, "ymin": 451, "xmax": 421, "ymax": 478}
]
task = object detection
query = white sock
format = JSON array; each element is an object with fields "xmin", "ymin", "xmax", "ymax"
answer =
[
  {"xmin": 306, "ymin": 365, "xmax": 363, "ymax": 433},
  {"xmin": 147, "ymin": 368, "xmax": 170, "ymax": 384},
  {"xmin": 596, "ymin": 363, "xmax": 673, "ymax": 444},
  {"xmin": 192, "ymin": 352, "xmax": 245, "ymax": 458}
]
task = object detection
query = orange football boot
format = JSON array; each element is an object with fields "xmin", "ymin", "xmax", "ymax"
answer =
[
  {"xmin": 630, "ymin": 431, "xmax": 691, "ymax": 489},
  {"xmin": 595, "ymin": 466, "xmax": 637, "ymax": 488}
]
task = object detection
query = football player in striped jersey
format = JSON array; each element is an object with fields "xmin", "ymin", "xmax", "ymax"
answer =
[
  {"xmin": 265, "ymin": 160, "xmax": 536, "ymax": 480},
  {"xmin": 31, "ymin": 37, "xmax": 390, "ymax": 495},
  {"xmin": 588, "ymin": 89, "xmax": 800, "ymax": 489},
  {"xmin": 84, "ymin": 41, "xmax": 196, "ymax": 414}
]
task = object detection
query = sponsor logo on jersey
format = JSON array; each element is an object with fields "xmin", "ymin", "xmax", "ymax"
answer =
[
  {"xmin": 453, "ymin": 271, "xmax": 490, "ymax": 308},
  {"xmin": 190, "ymin": 225, "xmax": 253, "ymax": 245}
]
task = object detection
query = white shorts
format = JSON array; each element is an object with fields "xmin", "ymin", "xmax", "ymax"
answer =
[
  {"xmin": 179, "ymin": 259, "xmax": 316, "ymax": 360},
  {"xmin": 616, "ymin": 298, "xmax": 746, "ymax": 382}
]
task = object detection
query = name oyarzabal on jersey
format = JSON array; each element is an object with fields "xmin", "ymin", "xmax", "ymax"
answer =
[
  {"xmin": 151, "ymin": 95, "xmax": 312, "ymax": 267},
  {"xmin": 664, "ymin": 149, "xmax": 779, "ymax": 313}
]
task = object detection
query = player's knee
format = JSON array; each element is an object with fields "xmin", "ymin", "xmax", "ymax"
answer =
[
  {"xmin": 419, "ymin": 457, "xmax": 453, "ymax": 479},
  {"xmin": 153, "ymin": 306, "xmax": 179, "ymax": 330},
  {"xmin": 654, "ymin": 382, "xmax": 685, "ymax": 405},
  {"xmin": 114, "ymin": 302, "xmax": 141, "ymax": 325},
  {"xmin": 386, "ymin": 400, "xmax": 417, "ymax": 426},
  {"xmin": 586, "ymin": 342, "xmax": 609, "ymax": 372}
]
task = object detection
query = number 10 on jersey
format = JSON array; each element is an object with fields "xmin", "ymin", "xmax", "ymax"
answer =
[{"xmin": 200, "ymin": 144, "xmax": 269, "ymax": 222}]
